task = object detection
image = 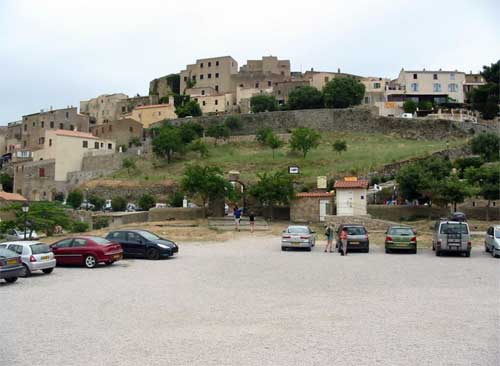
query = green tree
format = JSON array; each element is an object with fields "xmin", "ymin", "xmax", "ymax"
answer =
[
  {"xmin": 0, "ymin": 174, "xmax": 13, "ymax": 193},
  {"xmin": 470, "ymin": 133, "xmax": 500, "ymax": 162},
  {"xmin": 180, "ymin": 122, "xmax": 204, "ymax": 144},
  {"xmin": 265, "ymin": 132, "xmax": 284, "ymax": 158},
  {"xmin": 322, "ymin": 77, "xmax": 365, "ymax": 108},
  {"xmin": 437, "ymin": 176, "xmax": 473, "ymax": 212},
  {"xmin": 250, "ymin": 94, "xmax": 278, "ymax": 113},
  {"xmin": 152, "ymin": 125, "xmax": 184, "ymax": 163},
  {"xmin": 66, "ymin": 190, "xmax": 84, "ymax": 209},
  {"xmin": 332, "ymin": 140, "xmax": 347, "ymax": 154},
  {"xmin": 289, "ymin": 127, "xmax": 321, "ymax": 158},
  {"xmin": 248, "ymin": 171, "xmax": 294, "ymax": 219},
  {"xmin": 403, "ymin": 100, "xmax": 417, "ymax": 114},
  {"xmin": 470, "ymin": 60, "xmax": 500, "ymax": 120},
  {"xmin": 288, "ymin": 85, "xmax": 324, "ymax": 110},
  {"xmin": 111, "ymin": 196, "xmax": 127, "ymax": 212},
  {"xmin": 224, "ymin": 115, "xmax": 242, "ymax": 131},
  {"xmin": 181, "ymin": 165, "xmax": 233, "ymax": 213},
  {"xmin": 88, "ymin": 195, "xmax": 105, "ymax": 211},
  {"xmin": 465, "ymin": 164, "xmax": 500, "ymax": 219},
  {"xmin": 256, "ymin": 127, "xmax": 273, "ymax": 144},
  {"xmin": 206, "ymin": 124, "xmax": 230, "ymax": 145},
  {"xmin": 122, "ymin": 157, "xmax": 136, "ymax": 174},
  {"xmin": 418, "ymin": 100, "xmax": 433, "ymax": 110},
  {"xmin": 129, "ymin": 137, "xmax": 142, "ymax": 147},
  {"xmin": 175, "ymin": 100, "xmax": 202, "ymax": 118},
  {"xmin": 453, "ymin": 156, "xmax": 484, "ymax": 178},
  {"xmin": 169, "ymin": 191, "xmax": 185, "ymax": 207},
  {"xmin": 138, "ymin": 193, "xmax": 156, "ymax": 210},
  {"xmin": 189, "ymin": 139, "xmax": 209, "ymax": 158}
]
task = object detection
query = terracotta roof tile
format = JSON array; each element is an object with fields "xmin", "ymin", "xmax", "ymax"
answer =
[
  {"xmin": 133, "ymin": 104, "xmax": 173, "ymax": 110},
  {"xmin": 334, "ymin": 180, "xmax": 369, "ymax": 189},
  {"xmin": 295, "ymin": 192, "xmax": 333, "ymax": 198},
  {"xmin": 53, "ymin": 129, "xmax": 98, "ymax": 139},
  {"xmin": 0, "ymin": 191, "xmax": 27, "ymax": 201}
]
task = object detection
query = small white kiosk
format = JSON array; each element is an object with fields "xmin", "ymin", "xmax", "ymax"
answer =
[{"xmin": 334, "ymin": 177, "xmax": 369, "ymax": 216}]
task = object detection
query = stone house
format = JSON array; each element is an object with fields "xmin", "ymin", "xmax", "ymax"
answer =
[
  {"xmin": 90, "ymin": 118, "xmax": 144, "ymax": 149},
  {"xmin": 0, "ymin": 191, "xmax": 27, "ymax": 206},
  {"xmin": 126, "ymin": 99, "xmax": 177, "ymax": 128},
  {"xmin": 272, "ymin": 80, "xmax": 310, "ymax": 105},
  {"xmin": 180, "ymin": 56, "xmax": 239, "ymax": 95},
  {"xmin": 290, "ymin": 192, "xmax": 334, "ymax": 223},
  {"xmin": 334, "ymin": 179, "xmax": 369, "ymax": 216},
  {"xmin": 361, "ymin": 77, "xmax": 391, "ymax": 106},
  {"xmin": 5, "ymin": 121, "xmax": 23, "ymax": 154},
  {"xmin": 463, "ymin": 73, "xmax": 486, "ymax": 102},
  {"xmin": 303, "ymin": 69, "xmax": 363, "ymax": 91}
]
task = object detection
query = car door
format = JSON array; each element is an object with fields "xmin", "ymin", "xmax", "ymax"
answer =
[
  {"xmin": 486, "ymin": 227, "xmax": 493, "ymax": 250},
  {"xmin": 52, "ymin": 239, "xmax": 74, "ymax": 265},
  {"xmin": 69, "ymin": 238, "xmax": 88, "ymax": 265},
  {"xmin": 107, "ymin": 231, "xmax": 130, "ymax": 256},
  {"xmin": 127, "ymin": 232, "xmax": 146, "ymax": 257}
]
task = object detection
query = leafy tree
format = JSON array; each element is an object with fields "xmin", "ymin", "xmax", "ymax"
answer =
[
  {"xmin": 206, "ymin": 124, "xmax": 230, "ymax": 145},
  {"xmin": 248, "ymin": 171, "xmax": 294, "ymax": 219},
  {"xmin": 289, "ymin": 127, "xmax": 321, "ymax": 158},
  {"xmin": 453, "ymin": 156, "xmax": 484, "ymax": 178},
  {"xmin": 0, "ymin": 174, "xmax": 13, "ymax": 193},
  {"xmin": 265, "ymin": 132, "xmax": 284, "ymax": 158},
  {"xmin": 437, "ymin": 175, "xmax": 473, "ymax": 212},
  {"xmin": 288, "ymin": 86, "xmax": 324, "ymax": 110},
  {"xmin": 224, "ymin": 115, "xmax": 242, "ymax": 131},
  {"xmin": 152, "ymin": 125, "xmax": 184, "ymax": 163},
  {"xmin": 66, "ymin": 190, "xmax": 84, "ymax": 209},
  {"xmin": 122, "ymin": 157, "xmax": 136, "ymax": 174},
  {"xmin": 189, "ymin": 139, "xmax": 209, "ymax": 158},
  {"xmin": 180, "ymin": 122, "xmax": 204, "ymax": 144},
  {"xmin": 465, "ymin": 163, "xmax": 500, "ymax": 219},
  {"xmin": 138, "ymin": 193, "xmax": 156, "ymax": 210},
  {"xmin": 256, "ymin": 127, "xmax": 273, "ymax": 144},
  {"xmin": 403, "ymin": 100, "xmax": 417, "ymax": 114},
  {"xmin": 175, "ymin": 100, "xmax": 202, "ymax": 118},
  {"xmin": 250, "ymin": 94, "xmax": 278, "ymax": 113},
  {"xmin": 322, "ymin": 77, "xmax": 365, "ymax": 108},
  {"xmin": 72, "ymin": 221, "xmax": 90, "ymax": 233},
  {"xmin": 129, "ymin": 137, "xmax": 142, "ymax": 147},
  {"xmin": 470, "ymin": 133, "xmax": 500, "ymax": 162},
  {"xmin": 418, "ymin": 100, "xmax": 433, "ymax": 110},
  {"xmin": 88, "ymin": 195, "xmax": 105, "ymax": 211},
  {"xmin": 111, "ymin": 196, "xmax": 127, "ymax": 212},
  {"xmin": 470, "ymin": 60, "xmax": 500, "ymax": 120},
  {"xmin": 169, "ymin": 191, "xmax": 185, "ymax": 208},
  {"xmin": 181, "ymin": 165, "xmax": 233, "ymax": 213},
  {"xmin": 332, "ymin": 140, "xmax": 347, "ymax": 154},
  {"xmin": 481, "ymin": 60, "xmax": 500, "ymax": 83}
]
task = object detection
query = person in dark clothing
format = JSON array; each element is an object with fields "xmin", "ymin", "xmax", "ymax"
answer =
[
  {"xmin": 248, "ymin": 212, "xmax": 255, "ymax": 233},
  {"xmin": 233, "ymin": 205, "xmax": 242, "ymax": 231}
]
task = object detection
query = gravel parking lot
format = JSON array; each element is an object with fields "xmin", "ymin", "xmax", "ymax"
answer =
[{"xmin": 1, "ymin": 236, "xmax": 499, "ymax": 366}]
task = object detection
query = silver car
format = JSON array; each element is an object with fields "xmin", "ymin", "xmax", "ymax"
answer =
[
  {"xmin": 5, "ymin": 228, "xmax": 39, "ymax": 240},
  {"xmin": 485, "ymin": 225, "xmax": 500, "ymax": 258},
  {"xmin": 0, "ymin": 241, "xmax": 56, "ymax": 276},
  {"xmin": 281, "ymin": 225, "xmax": 316, "ymax": 251},
  {"xmin": 432, "ymin": 220, "xmax": 471, "ymax": 257}
]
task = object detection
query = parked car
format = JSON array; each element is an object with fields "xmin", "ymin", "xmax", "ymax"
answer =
[
  {"xmin": 449, "ymin": 211, "xmax": 467, "ymax": 222},
  {"xmin": 401, "ymin": 113, "xmax": 414, "ymax": 119},
  {"xmin": 336, "ymin": 224, "xmax": 370, "ymax": 253},
  {"xmin": 485, "ymin": 225, "xmax": 500, "ymax": 258},
  {"xmin": 5, "ymin": 228, "xmax": 39, "ymax": 240},
  {"xmin": 432, "ymin": 220, "xmax": 471, "ymax": 257},
  {"xmin": 0, "ymin": 247, "xmax": 24, "ymax": 283},
  {"xmin": 105, "ymin": 229, "xmax": 178, "ymax": 259},
  {"xmin": 0, "ymin": 241, "xmax": 56, "ymax": 276},
  {"xmin": 51, "ymin": 236, "xmax": 123, "ymax": 268},
  {"xmin": 103, "ymin": 200, "xmax": 112, "ymax": 211},
  {"xmin": 126, "ymin": 203, "xmax": 137, "ymax": 212},
  {"xmin": 79, "ymin": 201, "xmax": 95, "ymax": 211},
  {"xmin": 384, "ymin": 225, "xmax": 417, "ymax": 254},
  {"xmin": 281, "ymin": 225, "xmax": 316, "ymax": 251}
]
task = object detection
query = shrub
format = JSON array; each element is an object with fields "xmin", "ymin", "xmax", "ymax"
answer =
[
  {"xmin": 370, "ymin": 176, "xmax": 381, "ymax": 186},
  {"xmin": 138, "ymin": 193, "xmax": 156, "ymax": 210},
  {"xmin": 250, "ymin": 94, "xmax": 278, "ymax": 113},
  {"xmin": 256, "ymin": 127, "xmax": 273, "ymax": 144},
  {"xmin": 224, "ymin": 115, "xmax": 242, "ymax": 131},
  {"xmin": 169, "ymin": 191, "xmax": 185, "ymax": 208},
  {"xmin": 111, "ymin": 196, "xmax": 127, "ymax": 212},
  {"xmin": 72, "ymin": 221, "xmax": 90, "ymax": 233},
  {"xmin": 88, "ymin": 195, "xmax": 105, "ymax": 211},
  {"xmin": 403, "ymin": 100, "xmax": 417, "ymax": 114},
  {"xmin": 66, "ymin": 190, "xmax": 83, "ymax": 209},
  {"xmin": 322, "ymin": 77, "xmax": 365, "ymax": 108},
  {"xmin": 93, "ymin": 216, "xmax": 110, "ymax": 230},
  {"xmin": 129, "ymin": 137, "xmax": 142, "ymax": 147}
]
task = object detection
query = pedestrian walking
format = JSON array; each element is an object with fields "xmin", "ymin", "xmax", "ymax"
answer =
[
  {"xmin": 233, "ymin": 205, "xmax": 242, "ymax": 231},
  {"xmin": 324, "ymin": 223, "xmax": 334, "ymax": 252},
  {"xmin": 248, "ymin": 212, "xmax": 255, "ymax": 233},
  {"xmin": 340, "ymin": 227, "xmax": 348, "ymax": 256}
]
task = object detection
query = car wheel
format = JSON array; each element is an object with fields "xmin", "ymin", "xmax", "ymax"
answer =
[
  {"xmin": 306, "ymin": 247, "xmax": 312, "ymax": 252},
  {"xmin": 146, "ymin": 248, "xmax": 160, "ymax": 260},
  {"xmin": 281, "ymin": 246, "xmax": 286, "ymax": 251},
  {"xmin": 5, "ymin": 277, "xmax": 18, "ymax": 283},
  {"xmin": 432, "ymin": 242, "xmax": 435, "ymax": 251},
  {"xmin": 22, "ymin": 264, "xmax": 31, "ymax": 277},
  {"xmin": 385, "ymin": 248, "xmax": 390, "ymax": 254},
  {"xmin": 492, "ymin": 248, "xmax": 498, "ymax": 258},
  {"xmin": 84, "ymin": 255, "xmax": 97, "ymax": 268},
  {"xmin": 436, "ymin": 249, "xmax": 441, "ymax": 256},
  {"xmin": 465, "ymin": 250, "xmax": 471, "ymax": 258},
  {"xmin": 412, "ymin": 249, "xmax": 417, "ymax": 254},
  {"xmin": 485, "ymin": 243, "xmax": 489, "ymax": 252},
  {"xmin": 42, "ymin": 268, "xmax": 54, "ymax": 274}
]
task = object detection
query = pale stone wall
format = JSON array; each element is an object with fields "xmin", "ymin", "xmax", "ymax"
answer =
[{"xmin": 127, "ymin": 103, "xmax": 177, "ymax": 128}]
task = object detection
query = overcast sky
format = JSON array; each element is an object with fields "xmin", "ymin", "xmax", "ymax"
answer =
[{"xmin": 1, "ymin": 0, "xmax": 499, "ymax": 123}]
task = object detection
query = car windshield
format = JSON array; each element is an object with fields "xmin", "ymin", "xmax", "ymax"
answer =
[
  {"xmin": 440, "ymin": 223, "xmax": 469, "ymax": 235},
  {"xmin": 495, "ymin": 230, "xmax": 500, "ymax": 239},
  {"xmin": 137, "ymin": 231, "xmax": 160, "ymax": 240},
  {"xmin": 287, "ymin": 227, "xmax": 309, "ymax": 234},
  {"xmin": 388, "ymin": 227, "xmax": 414, "ymax": 236},
  {"xmin": 30, "ymin": 243, "xmax": 51, "ymax": 254},
  {"xmin": 89, "ymin": 237, "xmax": 112, "ymax": 245},
  {"xmin": 346, "ymin": 227, "xmax": 366, "ymax": 235},
  {"xmin": 0, "ymin": 248, "xmax": 16, "ymax": 258}
]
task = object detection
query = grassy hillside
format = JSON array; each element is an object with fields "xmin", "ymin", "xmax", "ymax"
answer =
[{"xmin": 109, "ymin": 132, "xmax": 466, "ymax": 184}]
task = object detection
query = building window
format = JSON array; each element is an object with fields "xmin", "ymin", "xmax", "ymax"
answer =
[
  {"xmin": 281, "ymin": 71, "xmax": 284, "ymax": 76},
  {"xmin": 413, "ymin": 74, "xmax": 418, "ymax": 79},
  {"xmin": 122, "ymin": 106, "xmax": 126, "ymax": 112},
  {"xmin": 101, "ymin": 142, "xmax": 104, "ymax": 148},
  {"xmin": 278, "ymin": 90, "xmax": 281, "ymax": 95},
  {"xmin": 410, "ymin": 83, "xmax": 418, "ymax": 92},
  {"xmin": 450, "ymin": 72, "xmax": 456, "ymax": 80},
  {"xmin": 39, "ymin": 137, "xmax": 45, "ymax": 145},
  {"xmin": 215, "ymin": 99, "xmax": 218, "ymax": 105},
  {"xmin": 24, "ymin": 124, "xmax": 27, "ymax": 131},
  {"xmin": 202, "ymin": 101, "xmax": 206, "ymax": 106},
  {"xmin": 200, "ymin": 74, "xmax": 204, "ymax": 80},
  {"xmin": 215, "ymin": 73, "xmax": 219, "ymax": 78},
  {"xmin": 433, "ymin": 74, "xmax": 438, "ymax": 80},
  {"xmin": 215, "ymin": 61, "xmax": 219, "ymax": 66},
  {"xmin": 33, "ymin": 122, "xmax": 36, "ymax": 127},
  {"xmin": 208, "ymin": 73, "xmax": 212, "ymax": 79},
  {"xmin": 83, "ymin": 141, "xmax": 88, "ymax": 148},
  {"xmin": 94, "ymin": 142, "xmax": 99, "ymax": 149},
  {"xmin": 59, "ymin": 123, "xmax": 64, "ymax": 129},
  {"xmin": 448, "ymin": 83, "xmax": 458, "ymax": 92},
  {"xmin": 41, "ymin": 121, "xmax": 45, "ymax": 128},
  {"xmin": 200, "ymin": 62, "xmax": 204, "ymax": 68},
  {"xmin": 201, "ymin": 90, "xmax": 205, "ymax": 96},
  {"xmin": 50, "ymin": 121, "xmax": 54, "ymax": 128},
  {"xmin": 239, "ymin": 84, "xmax": 244, "ymax": 88},
  {"xmin": 129, "ymin": 127, "xmax": 133, "ymax": 132},
  {"xmin": 324, "ymin": 77, "xmax": 329, "ymax": 83},
  {"xmin": 23, "ymin": 141, "xmax": 27, "ymax": 147},
  {"xmin": 49, "ymin": 139, "xmax": 52, "ymax": 146},
  {"xmin": 109, "ymin": 125, "xmax": 112, "ymax": 132},
  {"xmin": 158, "ymin": 111, "xmax": 161, "ymax": 116},
  {"xmin": 255, "ymin": 82, "xmax": 259, "ymax": 88},
  {"xmin": 373, "ymin": 82, "xmax": 381, "ymax": 89},
  {"xmin": 433, "ymin": 83, "xmax": 442, "ymax": 92},
  {"xmin": 215, "ymin": 85, "xmax": 219, "ymax": 92},
  {"xmin": 65, "ymin": 111, "xmax": 69, "ymax": 119},
  {"xmin": 268, "ymin": 80, "xmax": 272, "ymax": 87},
  {"xmin": 192, "ymin": 75, "xmax": 196, "ymax": 81},
  {"xmin": 183, "ymin": 76, "xmax": 187, "ymax": 81},
  {"xmin": 108, "ymin": 143, "xmax": 112, "ymax": 150},
  {"xmin": 39, "ymin": 168, "xmax": 45, "ymax": 177},
  {"xmin": 208, "ymin": 62, "xmax": 211, "ymax": 67},
  {"xmin": 70, "ymin": 125, "xmax": 74, "ymax": 131}
]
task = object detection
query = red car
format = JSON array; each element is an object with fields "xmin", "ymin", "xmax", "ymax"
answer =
[{"xmin": 51, "ymin": 236, "xmax": 123, "ymax": 268}]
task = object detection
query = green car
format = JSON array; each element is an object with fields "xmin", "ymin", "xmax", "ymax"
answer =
[{"xmin": 385, "ymin": 225, "xmax": 417, "ymax": 254}]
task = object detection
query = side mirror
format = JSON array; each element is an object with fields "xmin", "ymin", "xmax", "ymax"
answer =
[
  {"xmin": 310, "ymin": 231, "xmax": 316, "ymax": 234},
  {"xmin": 413, "ymin": 229, "xmax": 418, "ymax": 235}
]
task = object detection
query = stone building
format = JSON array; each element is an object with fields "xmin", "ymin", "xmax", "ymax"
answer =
[
  {"xmin": 193, "ymin": 93, "xmax": 236, "ymax": 114},
  {"xmin": 126, "ymin": 98, "xmax": 177, "ymax": 128},
  {"xmin": 5, "ymin": 121, "xmax": 22, "ymax": 154},
  {"xmin": 303, "ymin": 69, "xmax": 363, "ymax": 91},
  {"xmin": 290, "ymin": 192, "xmax": 334, "ymax": 223},
  {"xmin": 361, "ymin": 77, "xmax": 391, "ymax": 105},
  {"xmin": 21, "ymin": 107, "xmax": 90, "ymax": 153},
  {"xmin": 90, "ymin": 118, "xmax": 144, "ymax": 149},
  {"xmin": 80, "ymin": 94, "xmax": 159, "ymax": 125},
  {"xmin": 272, "ymin": 80, "xmax": 310, "ymax": 105},
  {"xmin": 180, "ymin": 56, "xmax": 239, "ymax": 95},
  {"xmin": 149, "ymin": 74, "xmax": 180, "ymax": 99},
  {"xmin": 463, "ymin": 72, "xmax": 487, "ymax": 102},
  {"xmin": 240, "ymin": 56, "xmax": 291, "ymax": 77}
]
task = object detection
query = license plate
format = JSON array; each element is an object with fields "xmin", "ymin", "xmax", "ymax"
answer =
[
  {"xmin": 291, "ymin": 242, "xmax": 300, "ymax": 246},
  {"xmin": 7, "ymin": 259, "xmax": 17, "ymax": 265},
  {"xmin": 41, "ymin": 255, "xmax": 49, "ymax": 260},
  {"xmin": 113, "ymin": 254, "xmax": 122, "ymax": 260},
  {"xmin": 350, "ymin": 241, "xmax": 359, "ymax": 245}
]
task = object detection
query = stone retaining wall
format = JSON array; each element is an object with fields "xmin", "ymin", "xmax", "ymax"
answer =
[{"xmin": 149, "ymin": 207, "xmax": 205, "ymax": 221}]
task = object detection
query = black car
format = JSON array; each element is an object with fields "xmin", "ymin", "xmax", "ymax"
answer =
[
  {"xmin": 0, "ymin": 247, "xmax": 24, "ymax": 283},
  {"xmin": 336, "ymin": 224, "xmax": 370, "ymax": 253},
  {"xmin": 105, "ymin": 229, "xmax": 178, "ymax": 260}
]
